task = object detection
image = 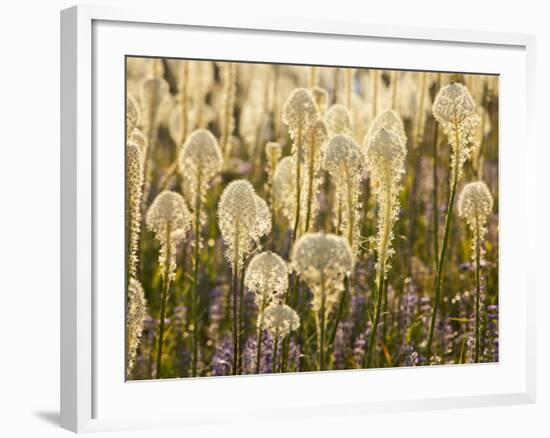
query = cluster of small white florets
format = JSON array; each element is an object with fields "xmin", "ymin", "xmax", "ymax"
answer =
[
  {"xmin": 179, "ymin": 129, "xmax": 223, "ymax": 206},
  {"xmin": 323, "ymin": 134, "xmax": 365, "ymax": 252},
  {"xmin": 272, "ymin": 156, "xmax": 296, "ymax": 225},
  {"xmin": 126, "ymin": 95, "xmax": 141, "ymax": 137},
  {"xmin": 325, "ymin": 104, "xmax": 353, "ymax": 137},
  {"xmin": 245, "ymin": 251, "xmax": 289, "ymax": 311},
  {"xmin": 291, "ymin": 232, "xmax": 354, "ymax": 319},
  {"xmin": 217, "ymin": 180, "xmax": 272, "ymax": 271},
  {"xmin": 127, "ymin": 142, "xmax": 144, "ymax": 278},
  {"xmin": 126, "ymin": 278, "xmax": 147, "ymax": 377},
  {"xmin": 263, "ymin": 303, "xmax": 300, "ymax": 339},
  {"xmin": 432, "ymin": 83, "xmax": 480, "ymax": 182},
  {"xmin": 458, "ymin": 181, "xmax": 494, "ymax": 259},
  {"xmin": 146, "ymin": 190, "xmax": 191, "ymax": 281},
  {"xmin": 282, "ymin": 88, "xmax": 318, "ymax": 148},
  {"xmin": 366, "ymin": 127, "xmax": 407, "ymax": 278},
  {"xmin": 365, "ymin": 109, "xmax": 407, "ymax": 148}
]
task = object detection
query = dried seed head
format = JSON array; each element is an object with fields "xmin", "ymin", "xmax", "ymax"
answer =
[
  {"xmin": 263, "ymin": 303, "xmax": 300, "ymax": 339},
  {"xmin": 282, "ymin": 88, "xmax": 318, "ymax": 141},
  {"xmin": 325, "ymin": 104, "xmax": 353, "ymax": 136},
  {"xmin": 217, "ymin": 180, "xmax": 272, "ymax": 270},
  {"xmin": 146, "ymin": 190, "xmax": 191, "ymax": 281},
  {"xmin": 245, "ymin": 251, "xmax": 289, "ymax": 307},
  {"xmin": 127, "ymin": 142, "xmax": 144, "ymax": 278},
  {"xmin": 365, "ymin": 109, "xmax": 407, "ymax": 147},
  {"xmin": 179, "ymin": 129, "xmax": 223, "ymax": 203},
  {"xmin": 432, "ymin": 83, "xmax": 480, "ymax": 181},
  {"xmin": 126, "ymin": 278, "xmax": 147, "ymax": 377},
  {"xmin": 291, "ymin": 232, "xmax": 354, "ymax": 317},
  {"xmin": 366, "ymin": 128, "xmax": 407, "ymax": 278},
  {"xmin": 311, "ymin": 86, "xmax": 329, "ymax": 114},
  {"xmin": 458, "ymin": 181, "xmax": 493, "ymax": 257}
]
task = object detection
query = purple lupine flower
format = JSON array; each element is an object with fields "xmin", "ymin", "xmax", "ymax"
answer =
[
  {"xmin": 241, "ymin": 335, "xmax": 257, "ymax": 375},
  {"xmin": 208, "ymin": 285, "xmax": 227, "ymax": 342},
  {"xmin": 287, "ymin": 338, "xmax": 301, "ymax": 372},
  {"xmin": 351, "ymin": 293, "xmax": 366, "ymax": 336},
  {"xmin": 484, "ymin": 304, "xmax": 499, "ymax": 362},
  {"xmin": 419, "ymin": 295, "xmax": 432, "ymax": 331},
  {"xmin": 401, "ymin": 344, "xmax": 420, "ymax": 367},
  {"xmin": 173, "ymin": 305, "xmax": 189, "ymax": 374},
  {"xmin": 261, "ymin": 330, "xmax": 275, "ymax": 374},
  {"xmin": 333, "ymin": 320, "xmax": 353, "ymax": 369},
  {"xmin": 243, "ymin": 288, "xmax": 257, "ymax": 333},
  {"xmin": 353, "ymin": 324, "xmax": 371, "ymax": 368},
  {"xmin": 437, "ymin": 316, "xmax": 456, "ymax": 362},
  {"xmin": 212, "ymin": 337, "xmax": 233, "ymax": 376}
]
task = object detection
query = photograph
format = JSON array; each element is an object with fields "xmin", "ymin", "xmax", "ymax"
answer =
[{"xmin": 125, "ymin": 57, "xmax": 499, "ymax": 380}]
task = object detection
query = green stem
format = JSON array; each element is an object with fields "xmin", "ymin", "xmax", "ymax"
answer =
[
  {"xmin": 292, "ymin": 123, "xmax": 303, "ymax": 242},
  {"xmin": 231, "ymin": 223, "xmax": 241, "ymax": 375},
  {"xmin": 272, "ymin": 330, "xmax": 279, "ymax": 373},
  {"xmin": 319, "ymin": 274, "xmax": 326, "ymax": 371},
  {"xmin": 255, "ymin": 299, "xmax": 267, "ymax": 374},
  {"xmin": 365, "ymin": 179, "xmax": 392, "ymax": 368},
  {"xmin": 433, "ymin": 121, "xmax": 440, "ymax": 266},
  {"xmin": 155, "ymin": 223, "xmax": 172, "ymax": 378},
  {"xmin": 327, "ymin": 275, "xmax": 350, "ymax": 364},
  {"xmin": 238, "ymin": 265, "xmax": 246, "ymax": 374},
  {"xmin": 474, "ymin": 217, "xmax": 481, "ymax": 363},
  {"xmin": 304, "ymin": 130, "xmax": 316, "ymax": 233},
  {"xmin": 426, "ymin": 122, "xmax": 461, "ymax": 361},
  {"xmin": 365, "ymin": 274, "xmax": 384, "ymax": 368},
  {"xmin": 344, "ymin": 167, "xmax": 355, "ymax": 248},
  {"xmin": 191, "ymin": 172, "xmax": 202, "ymax": 377}
]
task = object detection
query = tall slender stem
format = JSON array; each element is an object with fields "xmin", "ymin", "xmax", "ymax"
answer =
[
  {"xmin": 191, "ymin": 171, "xmax": 202, "ymax": 377},
  {"xmin": 238, "ymin": 265, "xmax": 246, "ymax": 374},
  {"xmin": 327, "ymin": 275, "xmax": 350, "ymax": 363},
  {"xmin": 365, "ymin": 274, "xmax": 385, "ymax": 368},
  {"xmin": 433, "ymin": 122, "xmax": 440, "ymax": 265},
  {"xmin": 474, "ymin": 217, "xmax": 481, "ymax": 363},
  {"xmin": 255, "ymin": 299, "xmax": 267, "ymax": 374},
  {"xmin": 365, "ymin": 179, "xmax": 392, "ymax": 368},
  {"xmin": 319, "ymin": 274, "xmax": 326, "ymax": 371},
  {"xmin": 292, "ymin": 123, "xmax": 303, "ymax": 242},
  {"xmin": 304, "ymin": 131, "xmax": 316, "ymax": 233},
  {"xmin": 155, "ymin": 222, "xmax": 172, "ymax": 378},
  {"xmin": 426, "ymin": 130, "xmax": 460, "ymax": 360},
  {"xmin": 231, "ymin": 223, "xmax": 241, "ymax": 375},
  {"xmin": 272, "ymin": 330, "xmax": 279, "ymax": 373}
]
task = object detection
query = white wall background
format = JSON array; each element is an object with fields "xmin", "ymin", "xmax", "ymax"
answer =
[{"xmin": 0, "ymin": 1, "xmax": 546, "ymax": 436}]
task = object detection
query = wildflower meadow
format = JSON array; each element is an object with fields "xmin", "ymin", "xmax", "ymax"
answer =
[{"xmin": 125, "ymin": 57, "xmax": 499, "ymax": 379}]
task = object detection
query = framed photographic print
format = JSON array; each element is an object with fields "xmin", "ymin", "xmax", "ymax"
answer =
[{"xmin": 61, "ymin": 5, "xmax": 536, "ymax": 433}]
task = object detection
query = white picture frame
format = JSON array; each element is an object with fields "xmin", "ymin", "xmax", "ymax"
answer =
[{"xmin": 60, "ymin": 4, "xmax": 536, "ymax": 433}]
